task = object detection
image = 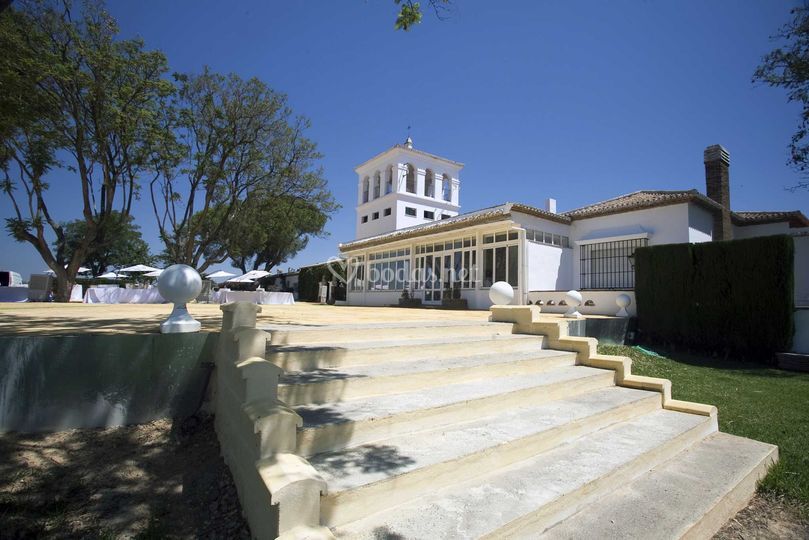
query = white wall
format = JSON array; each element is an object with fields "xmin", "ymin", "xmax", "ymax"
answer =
[
  {"xmin": 571, "ymin": 203, "xmax": 691, "ymax": 289},
  {"xmin": 526, "ymin": 290, "xmax": 636, "ymax": 317},
  {"xmin": 733, "ymin": 221, "xmax": 793, "ymax": 239},
  {"xmin": 526, "ymin": 242, "xmax": 573, "ymax": 291},
  {"xmin": 688, "ymin": 204, "xmax": 714, "ymax": 243},
  {"xmin": 510, "ymin": 211, "xmax": 574, "ymax": 293}
]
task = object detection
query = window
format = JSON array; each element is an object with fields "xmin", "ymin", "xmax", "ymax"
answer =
[
  {"xmin": 405, "ymin": 207, "xmax": 416, "ymax": 217},
  {"xmin": 482, "ymin": 230, "xmax": 520, "ymax": 287},
  {"xmin": 441, "ymin": 214, "xmax": 451, "ymax": 220},
  {"xmin": 373, "ymin": 172, "xmax": 381, "ymax": 199},
  {"xmin": 526, "ymin": 228, "xmax": 571, "ymax": 248},
  {"xmin": 372, "ymin": 212, "xmax": 379, "ymax": 220},
  {"xmin": 424, "ymin": 210, "xmax": 435, "ymax": 220},
  {"xmin": 580, "ymin": 238, "xmax": 648, "ymax": 290},
  {"xmin": 424, "ymin": 169, "xmax": 434, "ymax": 198},
  {"xmin": 348, "ymin": 255, "xmax": 365, "ymax": 291},
  {"xmin": 361, "ymin": 215, "xmax": 368, "ymax": 223},
  {"xmin": 368, "ymin": 249, "xmax": 410, "ymax": 291},
  {"xmin": 362, "ymin": 177, "xmax": 369, "ymax": 203},
  {"xmin": 406, "ymin": 164, "xmax": 416, "ymax": 193},
  {"xmin": 384, "ymin": 207, "xmax": 391, "ymax": 216},
  {"xmin": 415, "ymin": 236, "xmax": 477, "ymax": 290},
  {"xmin": 442, "ymin": 174, "xmax": 452, "ymax": 201},
  {"xmin": 385, "ymin": 166, "xmax": 394, "ymax": 194}
]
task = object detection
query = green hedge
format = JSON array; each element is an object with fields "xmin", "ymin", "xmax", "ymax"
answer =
[
  {"xmin": 298, "ymin": 262, "xmax": 346, "ymax": 302},
  {"xmin": 635, "ymin": 235, "xmax": 794, "ymax": 361}
]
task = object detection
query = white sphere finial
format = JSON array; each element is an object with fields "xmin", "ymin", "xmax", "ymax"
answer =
[
  {"xmin": 616, "ymin": 294, "xmax": 631, "ymax": 317},
  {"xmin": 488, "ymin": 281, "xmax": 514, "ymax": 305},
  {"xmin": 157, "ymin": 264, "xmax": 203, "ymax": 333},
  {"xmin": 564, "ymin": 290, "xmax": 583, "ymax": 318}
]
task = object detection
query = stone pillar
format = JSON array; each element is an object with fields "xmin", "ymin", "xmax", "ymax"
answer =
[
  {"xmin": 416, "ymin": 168, "xmax": 426, "ymax": 198},
  {"xmin": 704, "ymin": 144, "xmax": 732, "ymax": 241}
]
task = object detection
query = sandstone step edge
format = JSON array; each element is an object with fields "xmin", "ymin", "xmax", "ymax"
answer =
[
  {"xmin": 537, "ymin": 432, "xmax": 778, "ymax": 540},
  {"xmin": 267, "ymin": 334, "xmax": 544, "ymax": 372},
  {"xmin": 332, "ymin": 410, "xmax": 717, "ymax": 539},
  {"xmin": 296, "ymin": 367, "xmax": 615, "ymax": 457},
  {"xmin": 319, "ymin": 389, "xmax": 662, "ymax": 526},
  {"xmin": 488, "ymin": 411, "xmax": 719, "ymax": 538},
  {"xmin": 268, "ymin": 321, "xmax": 515, "ymax": 345},
  {"xmin": 278, "ymin": 350, "xmax": 577, "ymax": 406}
]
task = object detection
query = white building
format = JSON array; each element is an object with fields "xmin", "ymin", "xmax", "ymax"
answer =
[{"xmin": 339, "ymin": 141, "xmax": 809, "ymax": 313}]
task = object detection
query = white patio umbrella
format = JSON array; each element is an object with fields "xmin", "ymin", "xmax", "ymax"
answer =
[
  {"xmin": 144, "ymin": 269, "xmax": 163, "ymax": 277},
  {"xmin": 227, "ymin": 275, "xmax": 256, "ymax": 283},
  {"xmin": 241, "ymin": 270, "xmax": 270, "ymax": 280},
  {"xmin": 45, "ymin": 266, "xmax": 91, "ymax": 274},
  {"xmin": 119, "ymin": 264, "xmax": 161, "ymax": 273},
  {"xmin": 206, "ymin": 270, "xmax": 236, "ymax": 280},
  {"xmin": 99, "ymin": 271, "xmax": 124, "ymax": 279}
]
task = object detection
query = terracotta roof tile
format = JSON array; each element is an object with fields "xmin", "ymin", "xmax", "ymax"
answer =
[
  {"xmin": 562, "ymin": 190, "xmax": 724, "ymax": 219},
  {"xmin": 732, "ymin": 210, "xmax": 809, "ymax": 227}
]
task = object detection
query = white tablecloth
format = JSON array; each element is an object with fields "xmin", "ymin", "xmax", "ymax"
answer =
[
  {"xmin": 211, "ymin": 290, "xmax": 295, "ymax": 305},
  {"xmin": 83, "ymin": 287, "xmax": 166, "ymax": 304},
  {"xmin": 69, "ymin": 284, "xmax": 83, "ymax": 302},
  {"xmin": 0, "ymin": 286, "xmax": 29, "ymax": 302}
]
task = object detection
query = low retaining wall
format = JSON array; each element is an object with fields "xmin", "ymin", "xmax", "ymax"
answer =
[
  {"xmin": 528, "ymin": 290, "xmax": 636, "ymax": 317},
  {"xmin": 0, "ymin": 332, "xmax": 217, "ymax": 433}
]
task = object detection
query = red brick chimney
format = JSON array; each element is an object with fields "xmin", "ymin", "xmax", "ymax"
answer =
[{"xmin": 704, "ymin": 144, "xmax": 733, "ymax": 241}]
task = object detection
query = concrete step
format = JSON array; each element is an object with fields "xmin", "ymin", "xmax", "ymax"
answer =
[
  {"xmin": 294, "ymin": 365, "xmax": 615, "ymax": 456},
  {"xmin": 539, "ymin": 432, "xmax": 777, "ymax": 540},
  {"xmin": 277, "ymin": 349, "xmax": 578, "ymax": 406},
  {"xmin": 266, "ymin": 333, "xmax": 544, "ymax": 372},
  {"xmin": 332, "ymin": 409, "xmax": 716, "ymax": 538},
  {"xmin": 314, "ymin": 387, "xmax": 661, "ymax": 526},
  {"xmin": 265, "ymin": 321, "xmax": 514, "ymax": 346}
]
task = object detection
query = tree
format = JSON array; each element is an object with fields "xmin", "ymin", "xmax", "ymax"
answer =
[
  {"xmin": 149, "ymin": 69, "xmax": 332, "ymax": 273},
  {"xmin": 56, "ymin": 212, "xmax": 154, "ymax": 276},
  {"xmin": 394, "ymin": 0, "xmax": 452, "ymax": 31},
  {"xmin": 225, "ymin": 193, "xmax": 337, "ymax": 273},
  {"xmin": 0, "ymin": 0, "xmax": 171, "ymax": 300},
  {"xmin": 754, "ymin": 6, "xmax": 809, "ymax": 188}
]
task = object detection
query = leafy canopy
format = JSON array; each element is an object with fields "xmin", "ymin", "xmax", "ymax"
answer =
[{"xmin": 755, "ymin": 6, "xmax": 809, "ymax": 188}]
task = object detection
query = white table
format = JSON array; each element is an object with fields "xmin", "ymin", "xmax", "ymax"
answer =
[
  {"xmin": 83, "ymin": 287, "xmax": 166, "ymax": 304},
  {"xmin": 211, "ymin": 290, "xmax": 295, "ymax": 305},
  {"xmin": 0, "ymin": 286, "xmax": 29, "ymax": 302}
]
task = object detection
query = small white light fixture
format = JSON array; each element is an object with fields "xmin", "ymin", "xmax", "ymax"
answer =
[
  {"xmin": 488, "ymin": 281, "xmax": 514, "ymax": 305},
  {"xmin": 564, "ymin": 290, "xmax": 583, "ymax": 318},
  {"xmin": 157, "ymin": 264, "xmax": 203, "ymax": 333},
  {"xmin": 616, "ymin": 294, "xmax": 631, "ymax": 318}
]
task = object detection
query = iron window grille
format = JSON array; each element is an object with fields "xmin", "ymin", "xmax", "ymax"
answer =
[{"xmin": 580, "ymin": 238, "xmax": 648, "ymax": 290}]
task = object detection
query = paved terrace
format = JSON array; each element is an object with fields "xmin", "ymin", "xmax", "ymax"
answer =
[{"xmin": 0, "ymin": 302, "xmax": 492, "ymax": 335}]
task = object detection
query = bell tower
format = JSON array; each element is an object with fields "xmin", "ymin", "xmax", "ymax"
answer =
[{"xmin": 353, "ymin": 138, "xmax": 463, "ymax": 240}]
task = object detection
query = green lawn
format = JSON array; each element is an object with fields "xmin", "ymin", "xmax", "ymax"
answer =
[{"xmin": 599, "ymin": 344, "xmax": 809, "ymax": 514}]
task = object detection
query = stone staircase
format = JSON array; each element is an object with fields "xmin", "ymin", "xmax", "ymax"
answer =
[{"xmin": 256, "ymin": 316, "xmax": 777, "ymax": 539}]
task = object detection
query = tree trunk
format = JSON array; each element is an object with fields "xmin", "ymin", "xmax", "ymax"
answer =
[{"xmin": 53, "ymin": 273, "xmax": 74, "ymax": 303}]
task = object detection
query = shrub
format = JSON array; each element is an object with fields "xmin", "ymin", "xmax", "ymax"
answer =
[
  {"xmin": 297, "ymin": 261, "xmax": 345, "ymax": 302},
  {"xmin": 634, "ymin": 235, "xmax": 794, "ymax": 362}
]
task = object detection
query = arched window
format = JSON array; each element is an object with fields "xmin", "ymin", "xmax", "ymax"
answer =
[
  {"xmin": 406, "ymin": 164, "xmax": 416, "ymax": 194},
  {"xmin": 362, "ymin": 177, "xmax": 370, "ymax": 203},
  {"xmin": 424, "ymin": 169, "xmax": 434, "ymax": 198},
  {"xmin": 385, "ymin": 166, "xmax": 393, "ymax": 194},
  {"xmin": 373, "ymin": 172, "xmax": 381, "ymax": 199},
  {"xmin": 442, "ymin": 174, "xmax": 452, "ymax": 201}
]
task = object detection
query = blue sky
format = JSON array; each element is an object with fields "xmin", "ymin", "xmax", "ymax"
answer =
[{"xmin": 2, "ymin": 0, "xmax": 807, "ymax": 277}]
